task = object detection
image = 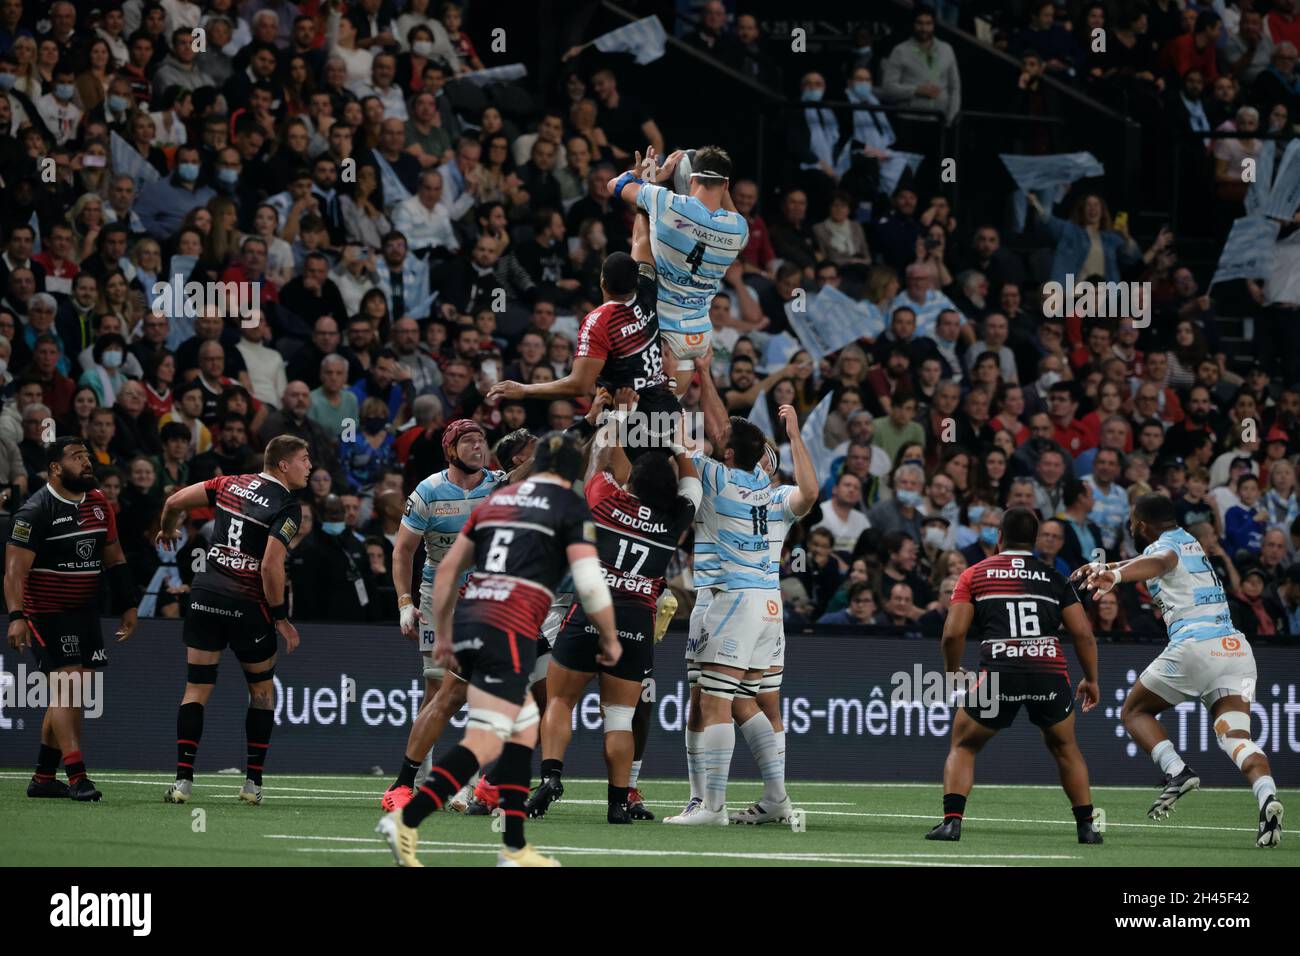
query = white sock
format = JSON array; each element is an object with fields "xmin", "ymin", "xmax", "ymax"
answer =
[
  {"xmin": 739, "ymin": 713, "xmax": 786, "ymax": 805},
  {"xmin": 1151, "ymin": 739, "xmax": 1186, "ymax": 777},
  {"xmin": 773, "ymin": 729, "xmax": 787, "ymax": 796},
  {"xmin": 1252, "ymin": 775, "xmax": 1278, "ymax": 810},
  {"xmin": 685, "ymin": 729, "xmax": 703, "ymax": 801},
  {"xmin": 629, "ymin": 759, "xmax": 642, "ymax": 790},
  {"xmin": 699, "ymin": 722, "xmax": 736, "ymax": 813}
]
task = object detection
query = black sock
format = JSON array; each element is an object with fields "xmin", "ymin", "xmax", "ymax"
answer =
[
  {"xmin": 608, "ymin": 784, "xmax": 630, "ymax": 807},
  {"xmin": 245, "ymin": 707, "xmax": 273, "ymax": 786},
  {"xmin": 64, "ymin": 750, "xmax": 87, "ymax": 786},
  {"xmin": 540, "ymin": 758, "xmax": 563, "ymax": 780},
  {"xmin": 495, "ymin": 742, "xmax": 533, "ymax": 851},
  {"xmin": 1073, "ymin": 804, "xmax": 1095, "ymax": 827},
  {"xmin": 395, "ymin": 755, "xmax": 422, "ymax": 789},
  {"xmin": 402, "ymin": 745, "xmax": 479, "ymax": 828},
  {"xmin": 176, "ymin": 702, "xmax": 204, "ymax": 781},
  {"xmin": 34, "ymin": 743, "xmax": 61, "ymax": 782},
  {"xmin": 942, "ymin": 792, "xmax": 967, "ymax": 819}
]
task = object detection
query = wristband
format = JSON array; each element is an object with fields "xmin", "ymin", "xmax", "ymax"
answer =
[
  {"xmin": 612, "ymin": 171, "xmax": 643, "ymax": 200},
  {"xmin": 398, "ymin": 593, "xmax": 414, "ymax": 608},
  {"xmin": 270, "ymin": 602, "xmax": 289, "ymax": 621},
  {"xmin": 668, "ymin": 442, "xmax": 689, "ymax": 457},
  {"xmin": 8, "ymin": 609, "xmax": 26, "ymax": 623}
]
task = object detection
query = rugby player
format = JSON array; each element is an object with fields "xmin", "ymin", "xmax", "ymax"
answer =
[
  {"xmin": 927, "ymin": 507, "xmax": 1102, "ymax": 844},
  {"xmin": 6, "ymin": 436, "xmax": 138, "ymax": 802},
  {"xmin": 608, "ymin": 145, "xmax": 747, "ymax": 397},
  {"xmin": 672, "ymin": 356, "xmax": 817, "ymax": 823},
  {"xmin": 376, "ymin": 432, "xmax": 621, "ymax": 867},
  {"xmin": 527, "ymin": 396, "xmax": 700, "ymax": 823},
  {"xmin": 659, "ymin": 385, "xmax": 778, "ymax": 826},
  {"xmin": 1075, "ymin": 494, "xmax": 1284, "ymax": 846},
  {"xmin": 380, "ymin": 420, "xmax": 513, "ymax": 813},
  {"xmin": 156, "ymin": 435, "xmax": 310, "ymax": 806},
  {"xmin": 485, "ymin": 251, "xmax": 680, "ymax": 458}
]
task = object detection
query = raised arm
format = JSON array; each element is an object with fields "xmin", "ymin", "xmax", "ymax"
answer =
[
  {"xmin": 693, "ymin": 349, "xmax": 730, "ymax": 452},
  {"xmin": 486, "ymin": 356, "xmax": 602, "ymax": 404},
  {"xmin": 779, "ymin": 404, "xmax": 818, "ymax": 517}
]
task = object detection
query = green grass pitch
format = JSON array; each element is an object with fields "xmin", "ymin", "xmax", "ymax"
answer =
[{"xmin": 2, "ymin": 770, "xmax": 1294, "ymax": 867}]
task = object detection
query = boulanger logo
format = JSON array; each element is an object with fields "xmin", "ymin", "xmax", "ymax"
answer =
[
  {"xmin": 766, "ymin": 600, "xmax": 780, "ymax": 616},
  {"xmin": 1221, "ymin": 636, "xmax": 1242, "ymax": 651},
  {"xmin": 49, "ymin": 886, "xmax": 151, "ymax": 936}
]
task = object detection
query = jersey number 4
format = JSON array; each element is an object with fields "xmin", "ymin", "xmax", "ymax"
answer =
[
  {"xmin": 1006, "ymin": 601, "xmax": 1041, "ymax": 638},
  {"xmin": 485, "ymin": 528, "xmax": 514, "ymax": 572},
  {"xmin": 685, "ymin": 241, "xmax": 705, "ymax": 275}
]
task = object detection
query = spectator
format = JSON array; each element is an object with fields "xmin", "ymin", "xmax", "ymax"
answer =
[
  {"xmin": 815, "ymin": 472, "xmax": 872, "ymax": 554},
  {"xmin": 816, "ymin": 580, "xmax": 877, "ymax": 627},
  {"xmin": 880, "ymin": 5, "xmax": 961, "ymax": 128}
]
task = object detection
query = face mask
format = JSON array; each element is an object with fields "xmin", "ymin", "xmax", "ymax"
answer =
[
  {"xmin": 55, "ymin": 83, "xmax": 75, "ymax": 101},
  {"xmin": 923, "ymin": 526, "xmax": 947, "ymax": 550},
  {"xmin": 980, "ymin": 526, "xmax": 999, "ymax": 548},
  {"xmin": 177, "ymin": 162, "xmax": 200, "ymax": 182},
  {"xmin": 321, "ymin": 521, "xmax": 346, "ymax": 536},
  {"xmin": 1038, "ymin": 371, "xmax": 1061, "ymax": 390},
  {"xmin": 967, "ymin": 505, "xmax": 986, "ymax": 525},
  {"xmin": 102, "ymin": 350, "xmax": 124, "ymax": 369},
  {"xmin": 108, "ymin": 94, "xmax": 130, "ymax": 113},
  {"xmin": 896, "ymin": 488, "xmax": 923, "ymax": 508},
  {"xmin": 413, "ymin": 41, "xmax": 435, "ymax": 58},
  {"xmin": 902, "ymin": 457, "xmax": 924, "ymax": 469},
  {"xmin": 801, "ymin": 88, "xmax": 824, "ymax": 103},
  {"xmin": 217, "ymin": 168, "xmax": 239, "ymax": 185},
  {"xmin": 0, "ymin": 73, "xmax": 16, "ymax": 92},
  {"xmin": 363, "ymin": 417, "xmax": 388, "ymax": 434},
  {"xmin": 851, "ymin": 81, "xmax": 873, "ymax": 97}
]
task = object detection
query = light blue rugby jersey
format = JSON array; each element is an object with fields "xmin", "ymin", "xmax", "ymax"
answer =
[
  {"xmin": 402, "ymin": 468, "xmax": 507, "ymax": 585},
  {"xmin": 636, "ymin": 182, "xmax": 747, "ymax": 337},
  {"xmin": 766, "ymin": 484, "xmax": 796, "ymax": 587},
  {"xmin": 1142, "ymin": 527, "xmax": 1240, "ymax": 644},
  {"xmin": 691, "ymin": 450, "xmax": 775, "ymax": 591}
]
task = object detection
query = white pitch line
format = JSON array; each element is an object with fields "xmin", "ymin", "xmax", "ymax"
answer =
[
  {"xmin": 265, "ymin": 835, "xmax": 1069, "ymax": 865},
  {"xmin": 264, "ymin": 833, "xmax": 1077, "ymax": 860},
  {"xmin": 803, "ymin": 808, "xmax": 1268, "ymax": 834}
]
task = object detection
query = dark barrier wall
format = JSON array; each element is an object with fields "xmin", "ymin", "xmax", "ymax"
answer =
[{"xmin": 2, "ymin": 621, "xmax": 1298, "ymax": 786}]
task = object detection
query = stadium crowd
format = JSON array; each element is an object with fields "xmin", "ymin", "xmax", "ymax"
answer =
[{"xmin": 0, "ymin": 0, "xmax": 1298, "ymax": 640}]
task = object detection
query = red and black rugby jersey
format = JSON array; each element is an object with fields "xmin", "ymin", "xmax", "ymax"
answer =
[
  {"xmin": 194, "ymin": 473, "xmax": 301, "ymax": 602},
  {"xmin": 9, "ymin": 486, "xmax": 117, "ymax": 613}
]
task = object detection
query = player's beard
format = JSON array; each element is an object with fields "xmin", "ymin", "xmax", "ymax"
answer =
[
  {"xmin": 1132, "ymin": 529, "xmax": 1150, "ymax": 552},
  {"xmin": 62, "ymin": 468, "xmax": 99, "ymax": 492}
]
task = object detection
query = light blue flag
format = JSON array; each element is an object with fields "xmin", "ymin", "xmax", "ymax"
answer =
[
  {"xmin": 111, "ymin": 130, "xmax": 160, "ymax": 189},
  {"xmin": 371, "ymin": 151, "xmax": 412, "ymax": 209},
  {"xmin": 1211, "ymin": 215, "xmax": 1279, "ymax": 286},
  {"xmin": 799, "ymin": 392, "xmax": 837, "ymax": 488},
  {"xmin": 762, "ymin": 331, "xmax": 801, "ymax": 372},
  {"xmin": 459, "ymin": 63, "xmax": 528, "ymax": 87},
  {"xmin": 877, "ymin": 150, "xmax": 925, "ymax": 197},
  {"xmin": 593, "ymin": 15, "xmax": 667, "ymax": 65},
  {"xmin": 787, "ymin": 285, "xmax": 882, "ymax": 364},
  {"xmin": 999, "ymin": 152, "xmax": 1104, "ymax": 231},
  {"xmin": 1263, "ymin": 139, "xmax": 1300, "ymax": 221},
  {"xmin": 749, "ymin": 385, "xmax": 772, "ymax": 441}
]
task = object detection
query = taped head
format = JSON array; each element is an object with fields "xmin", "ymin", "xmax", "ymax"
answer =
[
  {"xmin": 442, "ymin": 418, "xmax": 486, "ymax": 473},
  {"xmin": 532, "ymin": 429, "xmax": 585, "ymax": 482}
]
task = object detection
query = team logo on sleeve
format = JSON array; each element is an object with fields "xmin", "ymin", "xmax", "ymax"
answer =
[
  {"xmin": 93, "ymin": 507, "xmax": 104, "ymax": 521},
  {"xmin": 281, "ymin": 518, "xmax": 298, "ymax": 540},
  {"xmin": 583, "ymin": 521, "xmax": 597, "ymax": 543},
  {"xmin": 12, "ymin": 519, "xmax": 31, "ymax": 542},
  {"xmin": 403, "ymin": 499, "xmax": 413, "ymax": 516}
]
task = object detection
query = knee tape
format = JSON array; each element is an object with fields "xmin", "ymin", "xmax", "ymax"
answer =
[
  {"xmin": 423, "ymin": 653, "xmax": 445, "ymax": 681},
  {"xmin": 1215, "ymin": 711, "xmax": 1263, "ymax": 768},
  {"xmin": 687, "ymin": 664, "xmax": 701, "ymax": 689},
  {"xmin": 759, "ymin": 671, "xmax": 783, "ymax": 694},
  {"xmin": 698, "ymin": 669, "xmax": 740, "ymax": 701},
  {"xmin": 187, "ymin": 663, "xmax": 218, "ymax": 685},
  {"xmin": 602, "ymin": 703, "xmax": 636, "ymax": 733},
  {"xmin": 243, "ymin": 666, "xmax": 275, "ymax": 684},
  {"xmin": 737, "ymin": 678, "xmax": 762, "ymax": 699},
  {"xmin": 467, "ymin": 707, "xmax": 515, "ymax": 741},
  {"xmin": 512, "ymin": 697, "xmax": 540, "ymax": 735}
]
